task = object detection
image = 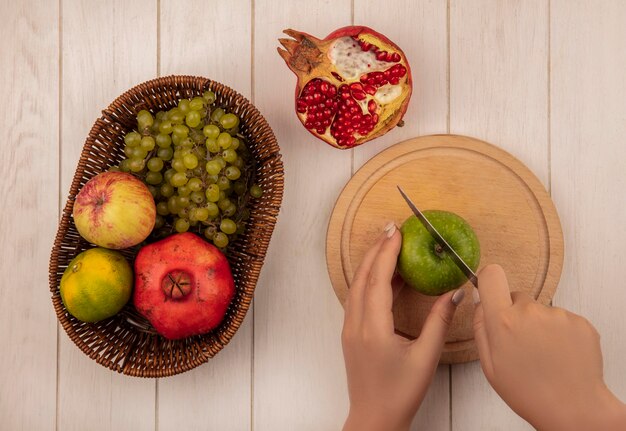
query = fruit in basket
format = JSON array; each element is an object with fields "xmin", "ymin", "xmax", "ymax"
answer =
[
  {"xmin": 278, "ymin": 26, "xmax": 412, "ymax": 149},
  {"xmin": 116, "ymin": 92, "xmax": 263, "ymax": 250},
  {"xmin": 60, "ymin": 248, "xmax": 133, "ymax": 322},
  {"xmin": 73, "ymin": 171, "xmax": 156, "ymax": 249},
  {"xmin": 398, "ymin": 211, "xmax": 480, "ymax": 296},
  {"xmin": 133, "ymin": 232, "xmax": 235, "ymax": 340}
]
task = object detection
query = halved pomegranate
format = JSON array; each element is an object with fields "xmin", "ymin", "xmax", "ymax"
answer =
[{"xmin": 278, "ymin": 26, "xmax": 412, "ymax": 149}]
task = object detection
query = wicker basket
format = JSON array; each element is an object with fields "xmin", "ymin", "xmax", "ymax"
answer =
[{"xmin": 49, "ymin": 76, "xmax": 283, "ymax": 377}]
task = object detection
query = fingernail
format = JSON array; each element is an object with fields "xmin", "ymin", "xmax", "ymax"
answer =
[
  {"xmin": 451, "ymin": 289, "xmax": 465, "ymax": 306},
  {"xmin": 472, "ymin": 287, "xmax": 481, "ymax": 305},
  {"xmin": 384, "ymin": 222, "xmax": 396, "ymax": 238}
]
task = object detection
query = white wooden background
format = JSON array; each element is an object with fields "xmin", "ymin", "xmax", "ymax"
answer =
[{"xmin": 2, "ymin": 0, "xmax": 625, "ymax": 430}]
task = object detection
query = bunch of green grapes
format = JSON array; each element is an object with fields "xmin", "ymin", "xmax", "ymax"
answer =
[{"xmin": 115, "ymin": 91, "xmax": 263, "ymax": 249}]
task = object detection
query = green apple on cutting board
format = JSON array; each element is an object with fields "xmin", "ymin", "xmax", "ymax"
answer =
[{"xmin": 398, "ymin": 210, "xmax": 480, "ymax": 296}]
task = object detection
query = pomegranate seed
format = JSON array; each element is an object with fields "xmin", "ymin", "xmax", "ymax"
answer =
[
  {"xmin": 389, "ymin": 76, "xmax": 400, "ymax": 85},
  {"xmin": 397, "ymin": 64, "xmax": 407, "ymax": 77},
  {"xmin": 376, "ymin": 51, "xmax": 386, "ymax": 61},
  {"xmin": 360, "ymin": 75, "xmax": 368, "ymax": 83},
  {"xmin": 368, "ymin": 100, "xmax": 377, "ymax": 113},
  {"xmin": 364, "ymin": 85, "xmax": 377, "ymax": 95},
  {"xmin": 316, "ymin": 128, "xmax": 325, "ymax": 134},
  {"xmin": 350, "ymin": 82, "xmax": 363, "ymax": 92},
  {"xmin": 328, "ymin": 86, "xmax": 337, "ymax": 96},
  {"xmin": 372, "ymin": 113, "xmax": 379, "ymax": 124},
  {"xmin": 391, "ymin": 52, "xmax": 401, "ymax": 62},
  {"xmin": 345, "ymin": 98, "xmax": 354, "ymax": 106},
  {"xmin": 352, "ymin": 90, "xmax": 366, "ymax": 100},
  {"xmin": 383, "ymin": 69, "xmax": 391, "ymax": 78},
  {"xmin": 380, "ymin": 79, "xmax": 389, "ymax": 86},
  {"xmin": 347, "ymin": 136, "xmax": 356, "ymax": 146},
  {"xmin": 320, "ymin": 82, "xmax": 329, "ymax": 93}
]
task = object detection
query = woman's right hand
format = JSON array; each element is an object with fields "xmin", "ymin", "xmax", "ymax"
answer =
[{"xmin": 473, "ymin": 264, "xmax": 626, "ymax": 430}]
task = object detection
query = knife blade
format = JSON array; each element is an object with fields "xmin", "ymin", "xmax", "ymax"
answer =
[{"xmin": 397, "ymin": 186, "xmax": 478, "ymax": 288}]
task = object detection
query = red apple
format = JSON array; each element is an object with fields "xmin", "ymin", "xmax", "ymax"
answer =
[{"xmin": 73, "ymin": 171, "xmax": 156, "ymax": 249}]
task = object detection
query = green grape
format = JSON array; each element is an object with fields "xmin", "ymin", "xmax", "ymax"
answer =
[
  {"xmin": 129, "ymin": 158, "xmax": 145, "ymax": 172},
  {"xmin": 203, "ymin": 124, "xmax": 220, "ymax": 139},
  {"xmin": 219, "ymin": 113, "xmax": 240, "ymax": 130},
  {"xmin": 190, "ymin": 96, "xmax": 205, "ymax": 111},
  {"xmin": 147, "ymin": 157, "xmax": 164, "ymax": 172},
  {"xmin": 183, "ymin": 154, "xmax": 198, "ymax": 169},
  {"xmin": 220, "ymin": 218, "xmax": 237, "ymax": 235},
  {"xmin": 119, "ymin": 159, "xmax": 132, "ymax": 172},
  {"xmin": 151, "ymin": 119, "xmax": 161, "ymax": 134},
  {"xmin": 192, "ymin": 166, "xmax": 204, "ymax": 177},
  {"xmin": 233, "ymin": 180, "xmax": 246, "ymax": 195},
  {"xmin": 178, "ymin": 99, "xmax": 191, "ymax": 115},
  {"xmin": 210, "ymin": 108, "xmax": 225, "ymax": 123},
  {"xmin": 217, "ymin": 176, "xmax": 230, "ymax": 190},
  {"xmin": 195, "ymin": 207, "xmax": 209, "ymax": 221},
  {"xmin": 134, "ymin": 147, "xmax": 149, "ymax": 159},
  {"xmin": 171, "ymin": 172, "xmax": 188, "ymax": 187},
  {"xmin": 124, "ymin": 145, "xmax": 134, "ymax": 158},
  {"xmin": 147, "ymin": 185, "xmax": 159, "ymax": 199},
  {"xmin": 124, "ymin": 131, "xmax": 141, "ymax": 147},
  {"xmin": 159, "ymin": 121, "xmax": 173, "ymax": 134},
  {"xmin": 178, "ymin": 206, "xmax": 190, "ymax": 220},
  {"xmin": 205, "ymin": 184, "xmax": 220, "ymax": 202},
  {"xmin": 224, "ymin": 166, "xmax": 241, "ymax": 180},
  {"xmin": 222, "ymin": 149, "xmax": 237, "ymax": 163},
  {"xmin": 230, "ymin": 138, "xmax": 240, "ymax": 150},
  {"xmin": 188, "ymin": 207, "xmax": 199, "ymax": 222},
  {"xmin": 206, "ymin": 174, "xmax": 219, "ymax": 184},
  {"xmin": 185, "ymin": 110, "xmax": 201, "ymax": 128},
  {"xmin": 173, "ymin": 149, "xmax": 183, "ymax": 159},
  {"xmin": 204, "ymin": 225, "xmax": 217, "ymax": 240},
  {"xmin": 250, "ymin": 184, "xmax": 263, "ymax": 198},
  {"xmin": 172, "ymin": 124, "xmax": 189, "ymax": 138},
  {"xmin": 232, "ymin": 157, "xmax": 244, "ymax": 169},
  {"xmin": 169, "ymin": 109, "xmax": 184, "ymax": 124},
  {"xmin": 167, "ymin": 196, "xmax": 180, "ymax": 214},
  {"xmin": 223, "ymin": 203, "xmax": 237, "ymax": 217},
  {"xmin": 187, "ymin": 177, "xmax": 202, "ymax": 192},
  {"xmin": 213, "ymin": 232, "xmax": 229, "ymax": 248},
  {"xmin": 145, "ymin": 171, "xmax": 163, "ymax": 185},
  {"xmin": 153, "ymin": 215, "xmax": 164, "ymax": 229},
  {"xmin": 178, "ymin": 184, "xmax": 192, "ymax": 197},
  {"xmin": 177, "ymin": 196, "xmax": 190, "ymax": 208},
  {"xmin": 190, "ymin": 191, "xmax": 205, "ymax": 204},
  {"xmin": 206, "ymin": 138, "xmax": 220, "ymax": 153},
  {"xmin": 156, "ymin": 202, "xmax": 170, "ymax": 216},
  {"xmin": 193, "ymin": 146, "xmax": 207, "ymax": 160},
  {"xmin": 218, "ymin": 198, "xmax": 232, "ymax": 211},
  {"xmin": 205, "ymin": 160, "xmax": 222, "ymax": 176},
  {"xmin": 163, "ymin": 168, "xmax": 176, "ymax": 183},
  {"xmin": 156, "ymin": 133, "xmax": 172, "ymax": 148},
  {"xmin": 137, "ymin": 110, "xmax": 154, "ymax": 130},
  {"xmin": 203, "ymin": 90, "xmax": 216, "ymax": 104},
  {"xmin": 214, "ymin": 156, "xmax": 226, "ymax": 169},
  {"xmin": 160, "ymin": 183, "xmax": 175, "ymax": 198},
  {"xmin": 180, "ymin": 137, "xmax": 194, "ymax": 148},
  {"xmin": 219, "ymin": 190, "xmax": 227, "ymax": 201},
  {"xmin": 217, "ymin": 132, "xmax": 232, "ymax": 149},
  {"xmin": 205, "ymin": 202, "xmax": 218, "ymax": 218},
  {"xmin": 172, "ymin": 158, "xmax": 186, "ymax": 172},
  {"xmin": 172, "ymin": 133, "xmax": 183, "ymax": 146},
  {"xmin": 140, "ymin": 136, "xmax": 156, "ymax": 151},
  {"xmin": 156, "ymin": 111, "xmax": 166, "ymax": 121},
  {"xmin": 175, "ymin": 218, "xmax": 190, "ymax": 233}
]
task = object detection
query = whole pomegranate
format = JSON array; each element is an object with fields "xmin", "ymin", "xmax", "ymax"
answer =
[
  {"xmin": 278, "ymin": 26, "xmax": 412, "ymax": 149},
  {"xmin": 133, "ymin": 233, "xmax": 235, "ymax": 340}
]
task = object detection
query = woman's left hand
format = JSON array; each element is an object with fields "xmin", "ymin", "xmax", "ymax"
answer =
[{"xmin": 342, "ymin": 222, "xmax": 465, "ymax": 431}]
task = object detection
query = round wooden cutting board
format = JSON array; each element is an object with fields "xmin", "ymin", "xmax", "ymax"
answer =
[{"xmin": 326, "ymin": 135, "xmax": 564, "ymax": 363}]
